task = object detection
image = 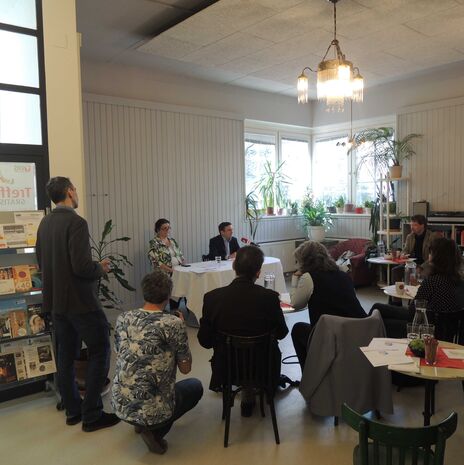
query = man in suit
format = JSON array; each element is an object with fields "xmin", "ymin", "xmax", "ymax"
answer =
[
  {"xmin": 36, "ymin": 177, "xmax": 120, "ymax": 432},
  {"xmin": 198, "ymin": 245, "xmax": 288, "ymax": 416},
  {"xmin": 207, "ymin": 222, "xmax": 240, "ymax": 260}
]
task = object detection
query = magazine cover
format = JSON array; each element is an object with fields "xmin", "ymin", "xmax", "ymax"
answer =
[
  {"xmin": 0, "ymin": 267, "xmax": 15, "ymax": 295},
  {"xmin": 27, "ymin": 304, "xmax": 46, "ymax": 335},
  {"xmin": 23, "ymin": 336, "xmax": 56, "ymax": 378},
  {"xmin": 2, "ymin": 223, "xmax": 27, "ymax": 248},
  {"xmin": 29, "ymin": 265, "xmax": 42, "ymax": 290},
  {"xmin": 0, "ymin": 299, "xmax": 27, "ymax": 339},
  {"xmin": 0, "ymin": 350, "xmax": 26, "ymax": 384},
  {"xmin": 13, "ymin": 211, "xmax": 44, "ymax": 247},
  {"xmin": 13, "ymin": 265, "xmax": 32, "ymax": 293},
  {"xmin": 9, "ymin": 310, "xmax": 28, "ymax": 338},
  {"xmin": 0, "ymin": 313, "xmax": 11, "ymax": 339}
]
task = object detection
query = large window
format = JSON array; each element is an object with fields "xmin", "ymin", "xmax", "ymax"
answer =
[
  {"xmin": 245, "ymin": 129, "xmax": 310, "ymax": 214},
  {"xmin": 0, "ymin": 0, "xmax": 49, "ymax": 211}
]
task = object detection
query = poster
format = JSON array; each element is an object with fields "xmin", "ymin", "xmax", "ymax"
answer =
[{"xmin": 0, "ymin": 162, "xmax": 37, "ymax": 212}]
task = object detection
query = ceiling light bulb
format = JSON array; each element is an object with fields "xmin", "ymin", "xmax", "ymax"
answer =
[{"xmin": 297, "ymin": 72, "xmax": 309, "ymax": 104}]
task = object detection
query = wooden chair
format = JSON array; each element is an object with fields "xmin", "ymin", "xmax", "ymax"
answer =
[
  {"xmin": 217, "ymin": 332, "xmax": 280, "ymax": 447},
  {"xmin": 342, "ymin": 403, "xmax": 458, "ymax": 465}
]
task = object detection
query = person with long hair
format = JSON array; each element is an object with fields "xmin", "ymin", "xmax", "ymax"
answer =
[
  {"xmin": 290, "ymin": 241, "xmax": 366, "ymax": 370},
  {"xmin": 370, "ymin": 237, "xmax": 464, "ymax": 339}
]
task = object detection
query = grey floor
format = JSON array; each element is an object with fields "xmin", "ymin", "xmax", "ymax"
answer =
[{"xmin": 1, "ymin": 285, "xmax": 463, "ymax": 465}]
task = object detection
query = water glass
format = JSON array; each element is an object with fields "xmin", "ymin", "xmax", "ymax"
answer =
[
  {"xmin": 424, "ymin": 336, "xmax": 438, "ymax": 365},
  {"xmin": 420, "ymin": 324, "xmax": 435, "ymax": 339},
  {"xmin": 407, "ymin": 323, "xmax": 420, "ymax": 341},
  {"xmin": 264, "ymin": 272, "xmax": 275, "ymax": 291},
  {"xmin": 215, "ymin": 256, "xmax": 221, "ymax": 265}
]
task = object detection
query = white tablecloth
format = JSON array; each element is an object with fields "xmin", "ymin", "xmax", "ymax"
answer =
[{"xmin": 172, "ymin": 257, "xmax": 286, "ymax": 319}]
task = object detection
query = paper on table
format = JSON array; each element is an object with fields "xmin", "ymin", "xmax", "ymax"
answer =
[
  {"xmin": 366, "ymin": 338, "xmax": 409, "ymax": 351},
  {"xmin": 360, "ymin": 347, "xmax": 415, "ymax": 367},
  {"xmin": 389, "ymin": 357, "xmax": 420, "ymax": 373},
  {"xmin": 442, "ymin": 349, "xmax": 464, "ymax": 359}
]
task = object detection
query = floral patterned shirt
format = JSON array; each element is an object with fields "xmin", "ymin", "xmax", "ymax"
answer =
[
  {"xmin": 148, "ymin": 236, "xmax": 184, "ymax": 270},
  {"xmin": 111, "ymin": 309, "xmax": 191, "ymax": 426}
]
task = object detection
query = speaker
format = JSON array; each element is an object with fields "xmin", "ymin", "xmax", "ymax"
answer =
[{"xmin": 413, "ymin": 201, "xmax": 429, "ymax": 217}]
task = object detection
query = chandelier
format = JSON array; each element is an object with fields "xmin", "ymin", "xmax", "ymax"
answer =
[{"xmin": 297, "ymin": 0, "xmax": 364, "ymax": 111}]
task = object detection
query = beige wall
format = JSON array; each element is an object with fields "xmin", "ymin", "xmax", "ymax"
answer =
[{"xmin": 42, "ymin": 0, "xmax": 86, "ymax": 214}]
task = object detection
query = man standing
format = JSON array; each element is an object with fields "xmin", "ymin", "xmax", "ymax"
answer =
[
  {"xmin": 207, "ymin": 222, "xmax": 240, "ymax": 260},
  {"xmin": 36, "ymin": 177, "xmax": 119, "ymax": 432},
  {"xmin": 198, "ymin": 246, "xmax": 288, "ymax": 416}
]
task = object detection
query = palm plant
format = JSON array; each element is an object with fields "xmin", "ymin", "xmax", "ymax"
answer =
[
  {"xmin": 255, "ymin": 160, "xmax": 291, "ymax": 214},
  {"xmin": 245, "ymin": 190, "xmax": 261, "ymax": 241},
  {"xmin": 91, "ymin": 219, "xmax": 135, "ymax": 309}
]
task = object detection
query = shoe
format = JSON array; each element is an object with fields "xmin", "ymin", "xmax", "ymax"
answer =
[
  {"xmin": 82, "ymin": 412, "xmax": 120, "ymax": 432},
  {"xmin": 66, "ymin": 414, "xmax": 82, "ymax": 425},
  {"xmin": 140, "ymin": 430, "xmax": 168, "ymax": 454},
  {"xmin": 56, "ymin": 400, "xmax": 65, "ymax": 411},
  {"xmin": 134, "ymin": 425, "xmax": 144, "ymax": 434},
  {"xmin": 240, "ymin": 402, "xmax": 254, "ymax": 417}
]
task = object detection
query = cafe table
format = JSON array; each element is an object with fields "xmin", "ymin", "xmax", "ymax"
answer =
[{"xmin": 382, "ymin": 284, "xmax": 419, "ymax": 301}]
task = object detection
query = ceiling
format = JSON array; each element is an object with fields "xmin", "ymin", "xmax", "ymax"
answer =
[{"xmin": 76, "ymin": 0, "xmax": 464, "ymax": 98}]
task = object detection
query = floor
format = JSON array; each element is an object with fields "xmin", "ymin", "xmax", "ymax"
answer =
[{"xmin": 1, "ymin": 286, "xmax": 463, "ymax": 465}]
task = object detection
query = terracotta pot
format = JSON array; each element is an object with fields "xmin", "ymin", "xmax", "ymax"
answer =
[
  {"xmin": 344, "ymin": 203, "xmax": 354, "ymax": 213},
  {"xmin": 266, "ymin": 207, "xmax": 275, "ymax": 216},
  {"xmin": 390, "ymin": 165, "xmax": 403, "ymax": 179},
  {"xmin": 355, "ymin": 207, "xmax": 364, "ymax": 214}
]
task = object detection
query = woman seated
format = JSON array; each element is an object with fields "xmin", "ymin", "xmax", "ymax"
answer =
[
  {"xmin": 370, "ymin": 237, "xmax": 464, "ymax": 340},
  {"xmin": 291, "ymin": 241, "xmax": 366, "ymax": 370},
  {"xmin": 148, "ymin": 218, "xmax": 185, "ymax": 310}
]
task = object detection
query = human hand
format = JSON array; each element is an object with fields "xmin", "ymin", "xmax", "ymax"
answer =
[
  {"xmin": 174, "ymin": 310, "xmax": 184, "ymax": 321},
  {"xmin": 293, "ymin": 270, "xmax": 302, "ymax": 277},
  {"xmin": 100, "ymin": 258, "xmax": 111, "ymax": 273}
]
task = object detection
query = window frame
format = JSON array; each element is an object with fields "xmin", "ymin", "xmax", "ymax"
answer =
[{"xmin": 0, "ymin": 0, "xmax": 50, "ymax": 210}]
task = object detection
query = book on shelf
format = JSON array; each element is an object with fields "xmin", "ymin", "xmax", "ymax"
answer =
[
  {"xmin": 29, "ymin": 265, "xmax": 42, "ymax": 290},
  {"xmin": 9, "ymin": 310, "xmax": 27, "ymax": 338},
  {"xmin": 22, "ymin": 335, "xmax": 56, "ymax": 378},
  {"xmin": 0, "ymin": 313, "xmax": 11, "ymax": 340},
  {"xmin": 0, "ymin": 224, "xmax": 27, "ymax": 248},
  {"xmin": 27, "ymin": 303, "xmax": 47, "ymax": 335},
  {"xmin": 0, "ymin": 266, "xmax": 15, "ymax": 295},
  {"xmin": 13, "ymin": 265, "xmax": 32, "ymax": 293},
  {"xmin": 0, "ymin": 350, "xmax": 27, "ymax": 385},
  {"xmin": 0, "ymin": 299, "xmax": 28, "ymax": 340},
  {"xmin": 0, "ymin": 265, "xmax": 41, "ymax": 295}
]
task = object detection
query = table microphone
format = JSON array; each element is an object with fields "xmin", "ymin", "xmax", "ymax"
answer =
[{"xmin": 241, "ymin": 237, "xmax": 260, "ymax": 247}]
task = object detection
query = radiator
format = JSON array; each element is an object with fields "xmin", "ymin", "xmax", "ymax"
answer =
[{"xmin": 259, "ymin": 240, "xmax": 298, "ymax": 273}]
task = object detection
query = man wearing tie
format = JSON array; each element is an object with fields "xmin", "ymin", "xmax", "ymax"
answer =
[{"xmin": 208, "ymin": 222, "xmax": 240, "ymax": 260}]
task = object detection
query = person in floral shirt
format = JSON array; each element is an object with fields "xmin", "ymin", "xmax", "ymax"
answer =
[{"xmin": 111, "ymin": 270, "xmax": 203, "ymax": 454}]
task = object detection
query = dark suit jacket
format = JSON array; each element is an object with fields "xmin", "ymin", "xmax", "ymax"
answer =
[
  {"xmin": 207, "ymin": 235, "xmax": 240, "ymax": 260},
  {"xmin": 36, "ymin": 208, "xmax": 104, "ymax": 315},
  {"xmin": 197, "ymin": 277, "xmax": 289, "ymax": 389}
]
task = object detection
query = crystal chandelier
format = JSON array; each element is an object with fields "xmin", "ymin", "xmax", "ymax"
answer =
[{"xmin": 297, "ymin": 0, "xmax": 364, "ymax": 111}]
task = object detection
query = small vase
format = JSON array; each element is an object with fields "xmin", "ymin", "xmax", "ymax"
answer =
[
  {"xmin": 344, "ymin": 203, "xmax": 354, "ymax": 213},
  {"xmin": 336, "ymin": 207, "xmax": 344, "ymax": 214},
  {"xmin": 266, "ymin": 207, "xmax": 275, "ymax": 216},
  {"xmin": 390, "ymin": 165, "xmax": 403, "ymax": 179},
  {"xmin": 355, "ymin": 207, "xmax": 364, "ymax": 214}
]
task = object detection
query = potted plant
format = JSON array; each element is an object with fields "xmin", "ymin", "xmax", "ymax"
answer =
[
  {"xmin": 353, "ymin": 127, "xmax": 422, "ymax": 179},
  {"xmin": 335, "ymin": 195, "xmax": 345, "ymax": 214},
  {"xmin": 256, "ymin": 160, "xmax": 291, "ymax": 216},
  {"xmin": 364, "ymin": 200, "xmax": 374, "ymax": 215},
  {"xmin": 245, "ymin": 190, "xmax": 262, "ymax": 241},
  {"xmin": 301, "ymin": 189, "xmax": 333, "ymax": 242},
  {"xmin": 355, "ymin": 205, "xmax": 364, "ymax": 214},
  {"xmin": 290, "ymin": 201, "xmax": 299, "ymax": 215},
  {"xmin": 344, "ymin": 202, "xmax": 355, "ymax": 213}
]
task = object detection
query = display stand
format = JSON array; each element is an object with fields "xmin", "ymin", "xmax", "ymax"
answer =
[{"xmin": 0, "ymin": 211, "xmax": 57, "ymax": 401}]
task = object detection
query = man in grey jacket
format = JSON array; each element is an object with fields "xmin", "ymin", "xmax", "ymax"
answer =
[{"xmin": 36, "ymin": 177, "xmax": 120, "ymax": 432}]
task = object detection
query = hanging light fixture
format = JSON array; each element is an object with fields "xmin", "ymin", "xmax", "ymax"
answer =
[{"xmin": 297, "ymin": 0, "xmax": 364, "ymax": 111}]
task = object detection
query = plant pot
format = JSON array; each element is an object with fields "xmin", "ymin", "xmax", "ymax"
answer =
[
  {"xmin": 328, "ymin": 206, "xmax": 336, "ymax": 213},
  {"xmin": 344, "ymin": 203, "xmax": 354, "ymax": 213},
  {"xmin": 355, "ymin": 207, "xmax": 364, "ymax": 214},
  {"xmin": 277, "ymin": 208, "xmax": 284, "ymax": 215},
  {"xmin": 364, "ymin": 207, "xmax": 371, "ymax": 216},
  {"xmin": 336, "ymin": 207, "xmax": 344, "ymax": 214},
  {"xmin": 307, "ymin": 225, "xmax": 326, "ymax": 242},
  {"xmin": 390, "ymin": 165, "xmax": 403, "ymax": 179},
  {"xmin": 266, "ymin": 207, "xmax": 275, "ymax": 216}
]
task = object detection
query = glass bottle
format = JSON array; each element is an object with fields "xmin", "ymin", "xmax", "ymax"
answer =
[
  {"xmin": 412, "ymin": 299, "xmax": 429, "ymax": 327},
  {"xmin": 404, "ymin": 261, "xmax": 416, "ymax": 285}
]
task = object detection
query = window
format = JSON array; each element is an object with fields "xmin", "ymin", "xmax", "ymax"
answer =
[
  {"xmin": 0, "ymin": 0, "xmax": 49, "ymax": 211},
  {"xmin": 312, "ymin": 137, "xmax": 349, "ymax": 204},
  {"xmin": 244, "ymin": 128, "xmax": 310, "ymax": 214},
  {"xmin": 354, "ymin": 141, "xmax": 378, "ymax": 205}
]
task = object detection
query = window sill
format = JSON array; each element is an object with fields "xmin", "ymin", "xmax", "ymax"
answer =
[
  {"xmin": 332, "ymin": 213, "xmax": 370, "ymax": 218},
  {"xmin": 260, "ymin": 214, "xmax": 303, "ymax": 220}
]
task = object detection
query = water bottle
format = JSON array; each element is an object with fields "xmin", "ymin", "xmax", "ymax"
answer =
[
  {"xmin": 412, "ymin": 299, "xmax": 429, "ymax": 327},
  {"xmin": 404, "ymin": 261, "xmax": 417, "ymax": 285},
  {"xmin": 377, "ymin": 240, "xmax": 385, "ymax": 257}
]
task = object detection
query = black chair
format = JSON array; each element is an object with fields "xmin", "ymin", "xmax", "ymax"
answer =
[
  {"xmin": 342, "ymin": 403, "xmax": 458, "ymax": 465},
  {"xmin": 428, "ymin": 309, "xmax": 464, "ymax": 344},
  {"xmin": 217, "ymin": 332, "xmax": 280, "ymax": 447}
]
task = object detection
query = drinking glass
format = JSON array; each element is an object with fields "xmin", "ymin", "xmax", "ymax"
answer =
[
  {"xmin": 424, "ymin": 336, "xmax": 438, "ymax": 365},
  {"xmin": 215, "ymin": 256, "xmax": 221, "ymax": 266},
  {"xmin": 407, "ymin": 323, "xmax": 420, "ymax": 341},
  {"xmin": 264, "ymin": 272, "xmax": 275, "ymax": 290},
  {"xmin": 420, "ymin": 324, "xmax": 435, "ymax": 339}
]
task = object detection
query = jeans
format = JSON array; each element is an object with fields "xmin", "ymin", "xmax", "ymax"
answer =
[
  {"xmin": 53, "ymin": 310, "xmax": 110, "ymax": 423},
  {"xmin": 149, "ymin": 378, "xmax": 203, "ymax": 438}
]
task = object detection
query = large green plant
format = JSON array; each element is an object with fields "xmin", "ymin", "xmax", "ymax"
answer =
[
  {"xmin": 301, "ymin": 190, "xmax": 333, "ymax": 228},
  {"xmin": 245, "ymin": 190, "xmax": 261, "ymax": 241},
  {"xmin": 353, "ymin": 127, "xmax": 422, "ymax": 172},
  {"xmin": 256, "ymin": 160, "xmax": 291, "ymax": 209},
  {"xmin": 91, "ymin": 219, "xmax": 135, "ymax": 309}
]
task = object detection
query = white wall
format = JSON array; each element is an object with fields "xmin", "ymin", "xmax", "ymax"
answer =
[{"xmin": 43, "ymin": 0, "xmax": 86, "ymax": 214}]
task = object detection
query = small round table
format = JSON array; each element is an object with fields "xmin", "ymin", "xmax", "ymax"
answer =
[{"xmin": 382, "ymin": 284, "xmax": 419, "ymax": 301}]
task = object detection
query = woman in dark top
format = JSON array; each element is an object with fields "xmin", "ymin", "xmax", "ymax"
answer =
[
  {"xmin": 290, "ymin": 241, "xmax": 366, "ymax": 369},
  {"xmin": 370, "ymin": 237, "xmax": 464, "ymax": 340}
]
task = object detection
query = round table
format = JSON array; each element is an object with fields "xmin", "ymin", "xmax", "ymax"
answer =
[
  {"xmin": 172, "ymin": 257, "xmax": 286, "ymax": 319},
  {"xmin": 393, "ymin": 341, "xmax": 464, "ymax": 426},
  {"xmin": 383, "ymin": 284, "xmax": 419, "ymax": 300},
  {"xmin": 367, "ymin": 257, "xmax": 416, "ymax": 285}
]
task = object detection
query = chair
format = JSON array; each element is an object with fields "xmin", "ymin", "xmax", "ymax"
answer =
[
  {"xmin": 299, "ymin": 311, "xmax": 393, "ymax": 425},
  {"xmin": 342, "ymin": 403, "xmax": 458, "ymax": 465},
  {"xmin": 217, "ymin": 332, "xmax": 280, "ymax": 447},
  {"xmin": 328, "ymin": 238, "xmax": 376, "ymax": 287}
]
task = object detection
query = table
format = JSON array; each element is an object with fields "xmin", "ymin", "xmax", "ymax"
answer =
[
  {"xmin": 393, "ymin": 341, "xmax": 464, "ymax": 426},
  {"xmin": 367, "ymin": 257, "xmax": 416, "ymax": 285},
  {"xmin": 172, "ymin": 257, "xmax": 286, "ymax": 319},
  {"xmin": 383, "ymin": 284, "xmax": 419, "ymax": 301}
]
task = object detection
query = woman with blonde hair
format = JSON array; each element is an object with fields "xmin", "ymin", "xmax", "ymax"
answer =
[{"xmin": 290, "ymin": 240, "xmax": 366, "ymax": 369}]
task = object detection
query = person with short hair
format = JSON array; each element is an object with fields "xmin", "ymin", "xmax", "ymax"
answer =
[
  {"xmin": 36, "ymin": 176, "xmax": 119, "ymax": 432},
  {"xmin": 207, "ymin": 221, "xmax": 240, "ymax": 260},
  {"xmin": 112, "ymin": 270, "xmax": 203, "ymax": 454},
  {"xmin": 198, "ymin": 245, "xmax": 288, "ymax": 417}
]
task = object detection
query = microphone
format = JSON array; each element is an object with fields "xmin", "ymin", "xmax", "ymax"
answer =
[{"xmin": 241, "ymin": 237, "xmax": 260, "ymax": 247}]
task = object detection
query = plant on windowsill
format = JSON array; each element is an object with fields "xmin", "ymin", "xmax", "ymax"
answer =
[
  {"xmin": 364, "ymin": 200, "xmax": 374, "ymax": 216},
  {"xmin": 256, "ymin": 160, "xmax": 291, "ymax": 216},
  {"xmin": 352, "ymin": 127, "xmax": 422, "ymax": 179},
  {"xmin": 245, "ymin": 190, "xmax": 262, "ymax": 241},
  {"xmin": 301, "ymin": 188, "xmax": 333, "ymax": 242},
  {"xmin": 334, "ymin": 195, "xmax": 345, "ymax": 214}
]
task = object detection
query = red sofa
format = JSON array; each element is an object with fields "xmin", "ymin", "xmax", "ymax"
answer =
[{"xmin": 328, "ymin": 238, "xmax": 375, "ymax": 287}]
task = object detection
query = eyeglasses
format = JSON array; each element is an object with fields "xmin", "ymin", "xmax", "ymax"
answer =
[{"xmin": 160, "ymin": 225, "xmax": 171, "ymax": 231}]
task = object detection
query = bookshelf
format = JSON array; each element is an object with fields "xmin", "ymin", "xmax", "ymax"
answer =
[{"xmin": 0, "ymin": 211, "xmax": 57, "ymax": 398}]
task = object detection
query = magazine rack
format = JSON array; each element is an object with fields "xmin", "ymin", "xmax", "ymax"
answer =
[{"xmin": 0, "ymin": 211, "xmax": 57, "ymax": 400}]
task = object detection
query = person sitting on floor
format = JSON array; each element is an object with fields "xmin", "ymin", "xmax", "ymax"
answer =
[
  {"xmin": 370, "ymin": 237, "xmax": 464, "ymax": 340},
  {"xmin": 197, "ymin": 245, "xmax": 288, "ymax": 417},
  {"xmin": 111, "ymin": 270, "xmax": 203, "ymax": 454},
  {"xmin": 290, "ymin": 241, "xmax": 366, "ymax": 370}
]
